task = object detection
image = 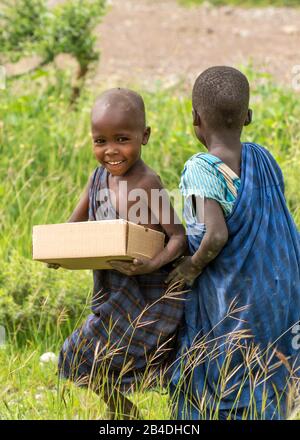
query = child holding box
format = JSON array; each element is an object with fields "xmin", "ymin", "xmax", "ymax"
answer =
[{"xmin": 54, "ymin": 88, "xmax": 186, "ymax": 419}]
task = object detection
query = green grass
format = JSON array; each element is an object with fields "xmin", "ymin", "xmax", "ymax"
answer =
[
  {"xmin": 0, "ymin": 65, "xmax": 300, "ymax": 419},
  {"xmin": 0, "ymin": 343, "xmax": 170, "ymax": 419},
  {"xmin": 1, "ymin": 304, "xmax": 298, "ymax": 419},
  {"xmin": 179, "ymin": 0, "xmax": 300, "ymax": 7}
]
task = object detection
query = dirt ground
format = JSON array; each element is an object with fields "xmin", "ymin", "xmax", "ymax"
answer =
[{"xmin": 5, "ymin": 0, "xmax": 300, "ymax": 89}]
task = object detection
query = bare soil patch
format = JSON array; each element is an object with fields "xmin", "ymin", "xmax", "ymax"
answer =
[{"xmin": 5, "ymin": 0, "xmax": 300, "ymax": 89}]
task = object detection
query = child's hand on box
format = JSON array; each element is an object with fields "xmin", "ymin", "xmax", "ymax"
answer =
[
  {"xmin": 109, "ymin": 258, "xmax": 157, "ymax": 276},
  {"xmin": 46, "ymin": 263, "xmax": 61, "ymax": 270}
]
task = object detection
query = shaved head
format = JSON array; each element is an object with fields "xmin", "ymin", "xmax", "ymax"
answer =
[
  {"xmin": 91, "ymin": 88, "xmax": 146, "ymax": 131},
  {"xmin": 192, "ymin": 66, "xmax": 250, "ymax": 131}
]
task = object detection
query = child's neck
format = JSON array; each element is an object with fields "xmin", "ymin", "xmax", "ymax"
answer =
[
  {"xmin": 204, "ymin": 131, "xmax": 243, "ymax": 177},
  {"xmin": 205, "ymin": 131, "xmax": 242, "ymax": 152}
]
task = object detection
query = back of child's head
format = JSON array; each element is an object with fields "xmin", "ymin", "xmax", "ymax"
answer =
[
  {"xmin": 91, "ymin": 88, "xmax": 146, "ymax": 131},
  {"xmin": 192, "ymin": 66, "xmax": 250, "ymax": 132}
]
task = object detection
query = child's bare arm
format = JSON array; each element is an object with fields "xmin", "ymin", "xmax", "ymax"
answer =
[
  {"xmin": 166, "ymin": 198, "xmax": 228, "ymax": 286},
  {"xmin": 67, "ymin": 174, "xmax": 93, "ymax": 223},
  {"xmin": 145, "ymin": 178, "xmax": 186, "ymax": 271},
  {"xmin": 191, "ymin": 198, "xmax": 228, "ymax": 267},
  {"xmin": 110, "ymin": 175, "xmax": 186, "ymax": 276}
]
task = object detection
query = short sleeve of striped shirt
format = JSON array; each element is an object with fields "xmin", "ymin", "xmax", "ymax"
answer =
[
  {"xmin": 180, "ymin": 156, "xmax": 223, "ymax": 198},
  {"xmin": 179, "ymin": 154, "xmax": 239, "ymax": 217}
]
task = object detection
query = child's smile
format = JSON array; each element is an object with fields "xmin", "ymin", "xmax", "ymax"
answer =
[{"xmin": 104, "ymin": 158, "xmax": 128, "ymax": 174}]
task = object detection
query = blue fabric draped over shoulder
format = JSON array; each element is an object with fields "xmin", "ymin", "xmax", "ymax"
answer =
[{"xmin": 170, "ymin": 143, "xmax": 300, "ymax": 420}]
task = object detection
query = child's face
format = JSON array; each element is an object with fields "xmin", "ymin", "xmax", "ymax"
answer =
[{"xmin": 91, "ymin": 107, "xmax": 150, "ymax": 176}]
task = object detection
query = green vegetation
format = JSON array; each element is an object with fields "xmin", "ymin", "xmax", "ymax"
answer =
[
  {"xmin": 179, "ymin": 0, "xmax": 300, "ymax": 7},
  {"xmin": 1, "ymin": 28, "xmax": 300, "ymax": 415},
  {"xmin": 0, "ymin": 0, "xmax": 106, "ymax": 101},
  {"xmin": 0, "ymin": 342, "xmax": 171, "ymax": 419}
]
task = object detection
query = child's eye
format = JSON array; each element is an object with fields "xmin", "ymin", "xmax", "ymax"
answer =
[
  {"xmin": 117, "ymin": 136, "xmax": 129, "ymax": 143},
  {"xmin": 94, "ymin": 139, "xmax": 106, "ymax": 145}
]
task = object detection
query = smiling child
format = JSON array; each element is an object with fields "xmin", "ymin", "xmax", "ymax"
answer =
[{"xmin": 56, "ymin": 88, "xmax": 186, "ymax": 419}]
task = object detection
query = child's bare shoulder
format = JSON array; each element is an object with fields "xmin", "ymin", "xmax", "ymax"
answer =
[{"xmin": 137, "ymin": 164, "xmax": 164, "ymax": 191}]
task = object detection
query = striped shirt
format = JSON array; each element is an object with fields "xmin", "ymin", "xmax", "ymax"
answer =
[{"xmin": 180, "ymin": 153, "xmax": 241, "ymax": 218}]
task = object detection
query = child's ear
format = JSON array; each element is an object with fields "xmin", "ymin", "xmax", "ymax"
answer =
[
  {"xmin": 142, "ymin": 126, "xmax": 151, "ymax": 145},
  {"xmin": 193, "ymin": 109, "xmax": 201, "ymax": 127},
  {"xmin": 244, "ymin": 109, "xmax": 252, "ymax": 126}
]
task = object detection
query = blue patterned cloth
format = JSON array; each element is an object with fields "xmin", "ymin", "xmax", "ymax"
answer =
[{"xmin": 170, "ymin": 143, "xmax": 300, "ymax": 420}]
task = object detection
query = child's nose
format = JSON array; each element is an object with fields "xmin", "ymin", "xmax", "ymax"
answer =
[{"xmin": 105, "ymin": 144, "xmax": 119, "ymax": 155}]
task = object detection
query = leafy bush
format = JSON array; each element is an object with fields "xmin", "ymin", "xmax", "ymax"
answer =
[{"xmin": 0, "ymin": 0, "xmax": 106, "ymax": 100}]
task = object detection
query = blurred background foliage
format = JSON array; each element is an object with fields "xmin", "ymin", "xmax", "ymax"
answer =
[{"xmin": 179, "ymin": 0, "xmax": 300, "ymax": 6}]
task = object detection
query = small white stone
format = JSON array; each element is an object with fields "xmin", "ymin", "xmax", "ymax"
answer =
[
  {"xmin": 281, "ymin": 25, "xmax": 298, "ymax": 36},
  {"xmin": 234, "ymin": 29, "xmax": 250, "ymax": 38},
  {"xmin": 39, "ymin": 352, "xmax": 58, "ymax": 364}
]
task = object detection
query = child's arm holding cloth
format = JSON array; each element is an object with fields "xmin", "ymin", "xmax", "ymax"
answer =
[{"xmin": 166, "ymin": 198, "xmax": 228, "ymax": 286}]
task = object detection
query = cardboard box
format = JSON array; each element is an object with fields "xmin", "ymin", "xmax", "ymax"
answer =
[{"xmin": 32, "ymin": 219, "xmax": 165, "ymax": 270}]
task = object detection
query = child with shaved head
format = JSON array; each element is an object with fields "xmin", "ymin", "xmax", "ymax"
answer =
[
  {"xmin": 168, "ymin": 66, "xmax": 300, "ymax": 420},
  {"xmin": 56, "ymin": 88, "xmax": 186, "ymax": 419}
]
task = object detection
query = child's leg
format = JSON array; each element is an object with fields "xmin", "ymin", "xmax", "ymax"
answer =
[
  {"xmin": 104, "ymin": 389, "xmax": 141, "ymax": 420},
  {"xmin": 92, "ymin": 384, "xmax": 142, "ymax": 420},
  {"xmin": 58, "ymin": 332, "xmax": 142, "ymax": 419}
]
